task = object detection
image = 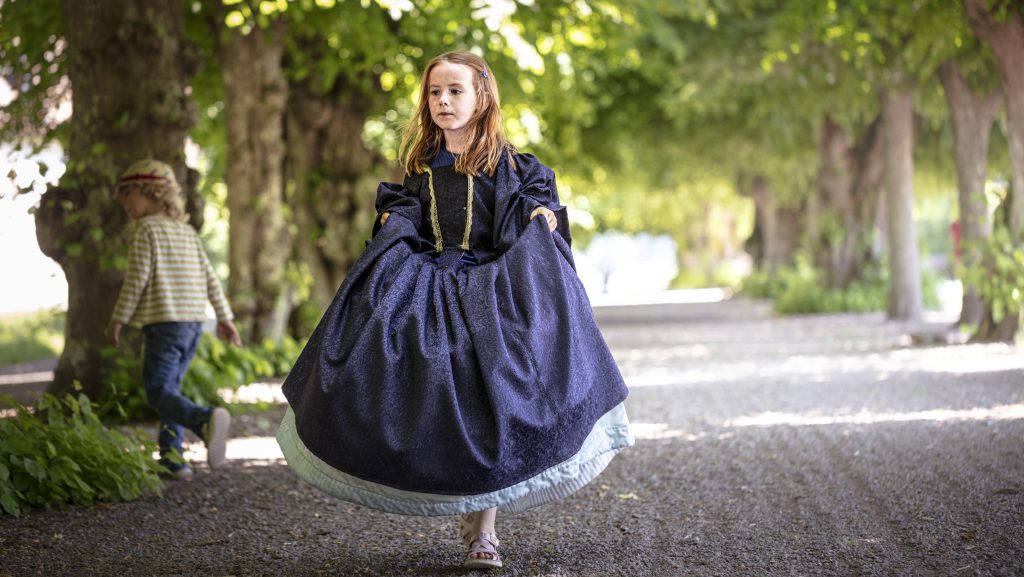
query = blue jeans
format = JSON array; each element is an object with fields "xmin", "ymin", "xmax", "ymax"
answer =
[{"xmin": 142, "ymin": 322, "xmax": 212, "ymax": 471}]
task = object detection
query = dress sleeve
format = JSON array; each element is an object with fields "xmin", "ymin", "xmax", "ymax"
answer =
[
  {"xmin": 512, "ymin": 153, "xmax": 571, "ymax": 245},
  {"xmin": 373, "ymin": 173, "xmax": 422, "ymax": 236}
]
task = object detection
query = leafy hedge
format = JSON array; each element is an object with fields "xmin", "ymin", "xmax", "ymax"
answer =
[
  {"xmin": 960, "ymin": 224, "xmax": 1024, "ymax": 324},
  {"xmin": 741, "ymin": 260, "xmax": 940, "ymax": 315},
  {"xmin": 0, "ymin": 393, "xmax": 163, "ymax": 517},
  {"xmin": 101, "ymin": 333, "xmax": 303, "ymax": 422}
]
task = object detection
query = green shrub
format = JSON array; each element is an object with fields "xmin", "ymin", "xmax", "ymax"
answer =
[
  {"xmin": 743, "ymin": 259, "xmax": 940, "ymax": 315},
  {"xmin": 100, "ymin": 333, "xmax": 303, "ymax": 423},
  {"xmin": 739, "ymin": 269, "xmax": 789, "ymax": 299},
  {"xmin": 960, "ymin": 224, "xmax": 1024, "ymax": 324},
  {"xmin": 0, "ymin": 393, "xmax": 163, "ymax": 517},
  {"xmin": 0, "ymin": 309, "xmax": 65, "ymax": 366}
]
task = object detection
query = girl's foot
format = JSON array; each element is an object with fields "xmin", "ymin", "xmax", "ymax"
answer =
[
  {"xmin": 464, "ymin": 531, "xmax": 502, "ymax": 569},
  {"xmin": 458, "ymin": 512, "xmax": 478, "ymax": 546}
]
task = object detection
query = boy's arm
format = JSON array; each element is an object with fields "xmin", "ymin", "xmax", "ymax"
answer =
[
  {"xmin": 108, "ymin": 227, "xmax": 153, "ymax": 344},
  {"xmin": 201, "ymin": 249, "xmax": 242, "ymax": 346}
]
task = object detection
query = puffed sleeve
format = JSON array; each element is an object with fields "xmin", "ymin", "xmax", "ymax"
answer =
[
  {"xmin": 512, "ymin": 153, "xmax": 571, "ymax": 245},
  {"xmin": 372, "ymin": 173, "xmax": 422, "ymax": 237}
]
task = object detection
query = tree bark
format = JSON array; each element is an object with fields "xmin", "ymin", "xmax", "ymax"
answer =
[
  {"xmin": 963, "ymin": 0, "xmax": 1024, "ymax": 341},
  {"xmin": 215, "ymin": 21, "xmax": 291, "ymax": 343},
  {"xmin": 938, "ymin": 60, "xmax": 1002, "ymax": 326},
  {"xmin": 814, "ymin": 115, "xmax": 885, "ymax": 289},
  {"xmin": 881, "ymin": 88, "xmax": 924, "ymax": 322},
  {"xmin": 743, "ymin": 175, "xmax": 799, "ymax": 272},
  {"xmin": 36, "ymin": 0, "xmax": 198, "ymax": 397},
  {"xmin": 286, "ymin": 80, "xmax": 394, "ymax": 334}
]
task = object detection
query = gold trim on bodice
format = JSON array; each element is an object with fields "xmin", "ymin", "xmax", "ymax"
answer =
[{"xmin": 425, "ymin": 166, "xmax": 474, "ymax": 252}]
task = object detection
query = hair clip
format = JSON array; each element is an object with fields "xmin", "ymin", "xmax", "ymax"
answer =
[{"xmin": 481, "ymin": 70, "xmax": 488, "ymax": 79}]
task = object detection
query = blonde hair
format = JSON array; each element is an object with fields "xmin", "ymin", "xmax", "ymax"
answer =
[
  {"xmin": 400, "ymin": 51, "xmax": 516, "ymax": 176},
  {"xmin": 114, "ymin": 159, "xmax": 188, "ymax": 222}
]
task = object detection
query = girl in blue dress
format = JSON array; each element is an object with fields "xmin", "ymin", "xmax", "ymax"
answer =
[{"xmin": 277, "ymin": 51, "xmax": 633, "ymax": 570}]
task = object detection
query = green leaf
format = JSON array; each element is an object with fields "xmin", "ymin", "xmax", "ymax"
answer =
[
  {"xmin": 0, "ymin": 493, "xmax": 21, "ymax": 516},
  {"xmin": 74, "ymin": 475, "xmax": 94, "ymax": 496},
  {"xmin": 22, "ymin": 458, "xmax": 45, "ymax": 481}
]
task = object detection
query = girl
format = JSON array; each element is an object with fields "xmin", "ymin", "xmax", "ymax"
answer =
[{"xmin": 277, "ymin": 51, "xmax": 633, "ymax": 569}]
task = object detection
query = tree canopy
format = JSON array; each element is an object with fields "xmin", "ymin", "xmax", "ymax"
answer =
[{"xmin": 2, "ymin": 0, "xmax": 1024, "ymax": 396}]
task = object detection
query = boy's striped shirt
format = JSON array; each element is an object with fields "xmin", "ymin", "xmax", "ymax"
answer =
[{"xmin": 112, "ymin": 216, "xmax": 233, "ymax": 326}]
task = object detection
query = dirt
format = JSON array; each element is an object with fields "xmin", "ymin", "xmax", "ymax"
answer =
[{"xmin": 2, "ymin": 301, "xmax": 1023, "ymax": 576}]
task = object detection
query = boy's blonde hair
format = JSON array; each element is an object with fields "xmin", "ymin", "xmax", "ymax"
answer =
[
  {"xmin": 400, "ymin": 51, "xmax": 516, "ymax": 176},
  {"xmin": 114, "ymin": 159, "xmax": 188, "ymax": 222}
]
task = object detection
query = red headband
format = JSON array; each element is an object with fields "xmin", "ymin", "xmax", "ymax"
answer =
[{"xmin": 119, "ymin": 174, "xmax": 168, "ymax": 183}]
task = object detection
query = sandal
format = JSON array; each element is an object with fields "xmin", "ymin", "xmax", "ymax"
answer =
[
  {"xmin": 458, "ymin": 512, "xmax": 478, "ymax": 546},
  {"xmin": 464, "ymin": 531, "xmax": 502, "ymax": 569}
]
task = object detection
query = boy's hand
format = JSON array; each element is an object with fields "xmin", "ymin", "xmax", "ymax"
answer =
[
  {"xmin": 217, "ymin": 320, "xmax": 243, "ymax": 347},
  {"xmin": 106, "ymin": 321, "xmax": 123, "ymax": 347},
  {"xmin": 380, "ymin": 212, "xmax": 391, "ymax": 225},
  {"xmin": 530, "ymin": 206, "xmax": 557, "ymax": 232}
]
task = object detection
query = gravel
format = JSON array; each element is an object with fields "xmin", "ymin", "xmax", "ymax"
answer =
[{"xmin": 2, "ymin": 300, "xmax": 1023, "ymax": 576}]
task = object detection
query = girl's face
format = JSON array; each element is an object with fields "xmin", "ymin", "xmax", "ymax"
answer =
[
  {"xmin": 117, "ymin": 186, "xmax": 158, "ymax": 220},
  {"xmin": 427, "ymin": 61, "xmax": 479, "ymax": 149}
]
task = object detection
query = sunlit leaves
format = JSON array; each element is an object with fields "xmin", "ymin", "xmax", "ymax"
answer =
[{"xmin": 0, "ymin": 0, "xmax": 67, "ymax": 144}]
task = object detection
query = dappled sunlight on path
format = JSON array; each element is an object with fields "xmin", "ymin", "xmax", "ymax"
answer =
[
  {"xmin": 723, "ymin": 403, "xmax": 1024, "ymax": 428},
  {"xmin": 180, "ymin": 435, "xmax": 284, "ymax": 465}
]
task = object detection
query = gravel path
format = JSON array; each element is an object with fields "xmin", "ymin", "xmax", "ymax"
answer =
[{"xmin": 2, "ymin": 299, "xmax": 1023, "ymax": 576}]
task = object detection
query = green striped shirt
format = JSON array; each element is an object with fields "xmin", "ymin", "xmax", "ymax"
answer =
[{"xmin": 111, "ymin": 216, "xmax": 233, "ymax": 326}]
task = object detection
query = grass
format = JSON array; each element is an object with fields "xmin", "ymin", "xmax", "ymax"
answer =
[{"xmin": 0, "ymin": 309, "xmax": 65, "ymax": 367}]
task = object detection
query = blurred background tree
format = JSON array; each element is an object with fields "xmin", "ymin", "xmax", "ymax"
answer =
[{"xmin": 2, "ymin": 0, "xmax": 1023, "ymax": 402}]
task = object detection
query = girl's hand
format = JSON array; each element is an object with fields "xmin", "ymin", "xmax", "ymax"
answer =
[
  {"xmin": 380, "ymin": 212, "xmax": 391, "ymax": 225},
  {"xmin": 529, "ymin": 206, "xmax": 557, "ymax": 232},
  {"xmin": 217, "ymin": 320, "xmax": 243, "ymax": 347},
  {"xmin": 106, "ymin": 321, "xmax": 123, "ymax": 347}
]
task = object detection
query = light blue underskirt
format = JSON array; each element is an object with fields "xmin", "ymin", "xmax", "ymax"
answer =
[{"xmin": 276, "ymin": 403, "xmax": 634, "ymax": 516}]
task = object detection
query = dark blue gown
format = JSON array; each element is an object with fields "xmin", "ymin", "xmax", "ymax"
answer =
[{"xmin": 277, "ymin": 149, "xmax": 633, "ymax": 515}]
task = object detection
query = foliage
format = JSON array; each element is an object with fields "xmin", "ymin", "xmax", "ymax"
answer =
[
  {"xmin": 0, "ymin": 393, "xmax": 163, "ymax": 517},
  {"xmin": 742, "ymin": 257, "xmax": 940, "ymax": 315},
  {"xmin": 960, "ymin": 223, "xmax": 1024, "ymax": 323},
  {"xmin": 0, "ymin": 0, "xmax": 67, "ymax": 145},
  {"xmin": 0, "ymin": 309, "xmax": 64, "ymax": 366},
  {"xmin": 100, "ymin": 332, "xmax": 302, "ymax": 423}
]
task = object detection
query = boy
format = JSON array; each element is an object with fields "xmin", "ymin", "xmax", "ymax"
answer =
[{"xmin": 106, "ymin": 159, "xmax": 241, "ymax": 480}]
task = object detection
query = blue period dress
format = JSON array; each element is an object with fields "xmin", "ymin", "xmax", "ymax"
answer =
[{"xmin": 277, "ymin": 148, "xmax": 633, "ymax": 515}]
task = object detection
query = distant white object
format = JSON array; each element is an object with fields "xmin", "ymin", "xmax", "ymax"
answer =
[
  {"xmin": 936, "ymin": 279, "xmax": 963, "ymax": 315},
  {"xmin": 574, "ymin": 231, "xmax": 679, "ymax": 298}
]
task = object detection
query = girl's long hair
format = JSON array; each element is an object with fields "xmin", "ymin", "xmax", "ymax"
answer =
[{"xmin": 400, "ymin": 51, "xmax": 516, "ymax": 176}]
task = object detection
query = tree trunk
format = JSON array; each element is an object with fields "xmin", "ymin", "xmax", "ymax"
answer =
[
  {"xmin": 938, "ymin": 60, "xmax": 1002, "ymax": 327},
  {"xmin": 744, "ymin": 176, "xmax": 799, "ymax": 271},
  {"xmin": 881, "ymin": 88, "xmax": 924, "ymax": 322},
  {"xmin": 814, "ymin": 115, "xmax": 884, "ymax": 289},
  {"xmin": 216, "ymin": 22, "xmax": 291, "ymax": 343},
  {"xmin": 963, "ymin": 0, "xmax": 1024, "ymax": 341},
  {"xmin": 286, "ymin": 79, "xmax": 395, "ymax": 334},
  {"xmin": 35, "ymin": 0, "xmax": 198, "ymax": 398}
]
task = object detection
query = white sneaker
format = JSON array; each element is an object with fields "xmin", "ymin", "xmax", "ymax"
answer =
[
  {"xmin": 204, "ymin": 408, "xmax": 231, "ymax": 469},
  {"xmin": 172, "ymin": 466, "xmax": 195, "ymax": 481}
]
